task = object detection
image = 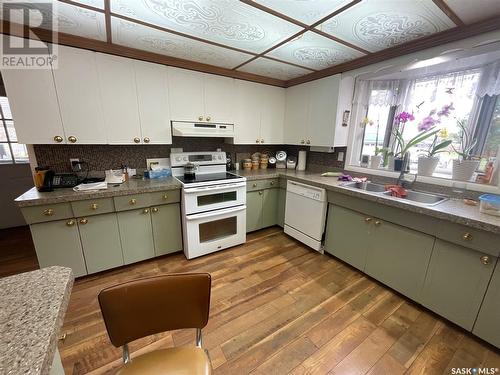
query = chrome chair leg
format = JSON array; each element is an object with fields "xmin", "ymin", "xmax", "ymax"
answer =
[
  {"xmin": 196, "ymin": 328, "xmax": 203, "ymax": 348},
  {"xmin": 122, "ymin": 344, "xmax": 130, "ymax": 364}
]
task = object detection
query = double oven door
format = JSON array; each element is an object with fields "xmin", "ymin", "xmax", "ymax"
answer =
[{"xmin": 182, "ymin": 181, "xmax": 246, "ymax": 259}]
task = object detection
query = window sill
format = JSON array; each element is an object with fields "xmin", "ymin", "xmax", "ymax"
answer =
[{"xmin": 345, "ymin": 165, "xmax": 500, "ymax": 194}]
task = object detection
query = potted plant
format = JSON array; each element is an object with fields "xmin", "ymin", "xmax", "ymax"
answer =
[
  {"xmin": 370, "ymin": 147, "xmax": 383, "ymax": 169},
  {"xmin": 452, "ymin": 118, "xmax": 479, "ymax": 181},
  {"xmin": 393, "ymin": 127, "xmax": 440, "ymax": 172},
  {"xmin": 392, "ymin": 111, "xmax": 415, "ymax": 171}
]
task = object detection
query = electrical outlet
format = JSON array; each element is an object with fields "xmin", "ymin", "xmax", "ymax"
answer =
[
  {"xmin": 70, "ymin": 158, "xmax": 81, "ymax": 172},
  {"xmin": 337, "ymin": 152, "xmax": 344, "ymax": 162}
]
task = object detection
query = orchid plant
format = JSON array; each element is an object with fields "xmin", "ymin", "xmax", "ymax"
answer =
[
  {"xmin": 453, "ymin": 118, "xmax": 477, "ymax": 161},
  {"xmin": 419, "ymin": 104, "xmax": 454, "ymax": 158}
]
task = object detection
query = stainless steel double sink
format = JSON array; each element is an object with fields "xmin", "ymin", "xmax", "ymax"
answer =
[{"xmin": 342, "ymin": 181, "xmax": 448, "ymax": 206}]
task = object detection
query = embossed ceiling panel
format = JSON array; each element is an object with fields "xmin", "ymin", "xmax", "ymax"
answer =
[
  {"xmin": 237, "ymin": 57, "xmax": 312, "ymax": 80},
  {"xmin": 110, "ymin": 0, "xmax": 302, "ymax": 53},
  {"xmin": 253, "ymin": 0, "xmax": 352, "ymax": 25},
  {"xmin": 266, "ymin": 31, "xmax": 365, "ymax": 70},
  {"xmin": 317, "ymin": 0, "xmax": 456, "ymax": 52},
  {"xmin": 444, "ymin": 0, "xmax": 500, "ymax": 24},
  {"xmin": 111, "ymin": 17, "xmax": 253, "ymax": 68},
  {"xmin": 68, "ymin": 0, "xmax": 105, "ymax": 9}
]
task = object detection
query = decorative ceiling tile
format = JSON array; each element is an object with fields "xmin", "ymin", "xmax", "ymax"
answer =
[
  {"xmin": 110, "ymin": 0, "xmax": 303, "ymax": 53},
  {"xmin": 317, "ymin": 0, "xmax": 456, "ymax": 52},
  {"xmin": 253, "ymin": 0, "xmax": 352, "ymax": 25},
  {"xmin": 443, "ymin": 0, "xmax": 500, "ymax": 24},
  {"xmin": 237, "ymin": 58, "xmax": 312, "ymax": 80},
  {"xmin": 64, "ymin": 0, "xmax": 105, "ymax": 9},
  {"xmin": 266, "ymin": 31, "xmax": 364, "ymax": 70},
  {"xmin": 111, "ymin": 17, "xmax": 254, "ymax": 68}
]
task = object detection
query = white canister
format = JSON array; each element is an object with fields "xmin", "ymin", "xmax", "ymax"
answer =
[{"xmin": 297, "ymin": 150, "xmax": 307, "ymax": 171}]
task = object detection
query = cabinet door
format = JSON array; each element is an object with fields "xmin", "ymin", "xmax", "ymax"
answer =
[
  {"xmin": 96, "ymin": 53, "xmax": 142, "ymax": 144},
  {"xmin": 168, "ymin": 68, "xmax": 204, "ymax": 122},
  {"xmin": 366, "ymin": 219, "xmax": 434, "ymax": 301},
  {"xmin": 421, "ymin": 239, "xmax": 496, "ymax": 330},
  {"xmin": 1, "ymin": 38, "xmax": 64, "ymax": 144},
  {"xmin": 117, "ymin": 208, "xmax": 155, "ymax": 264},
  {"xmin": 78, "ymin": 213, "xmax": 123, "ymax": 274},
  {"xmin": 324, "ymin": 205, "xmax": 370, "ymax": 271},
  {"xmin": 307, "ymin": 75, "xmax": 340, "ymax": 147},
  {"xmin": 260, "ymin": 85, "xmax": 285, "ymax": 144},
  {"xmin": 53, "ymin": 45, "xmax": 106, "ymax": 144},
  {"xmin": 151, "ymin": 203, "xmax": 182, "ymax": 256},
  {"xmin": 262, "ymin": 188, "xmax": 279, "ymax": 228},
  {"xmin": 30, "ymin": 219, "xmax": 87, "ymax": 277},
  {"xmin": 473, "ymin": 259, "xmax": 500, "ymax": 348},
  {"xmin": 234, "ymin": 80, "xmax": 262, "ymax": 144},
  {"xmin": 134, "ymin": 60, "xmax": 172, "ymax": 144},
  {"xmin": 284, "ymin": 84, "xmax": 308, "ymax": 145},
  {"xmin": 277, "ymin": 187, "xmax": 286, "ymax": 228},
  {"xmin": 204, "ymin": 74, "xmax": 234, "ymax": 123},
  {"xmin": 246, "ymin": 191, "xmax": 263, "ymax": 232}
]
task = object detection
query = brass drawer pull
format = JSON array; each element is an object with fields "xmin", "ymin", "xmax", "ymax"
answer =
[
  {"xmin": 270, "ymin": 181, "xmax": 275, "ymax": 186},
  {"xmin": 152, "ymin": 207, "xmax": 159, "ymax": 213},
  {"xmin": 129, "ymin": 199, "xmax": 137, "ymax": 205},
  {"xmin": 463, "ymin": 233, "xmax": 473, "ymax": 241},
  {"xmin": 79, "ymin": 218, "xmax": 88, "ymax": 225},
  {"xmin": 163, "ymin": 194, "xmax": 168, "ymax": 200},
  {"xmin": 480, "ymin": 255, "xmax": 490, "ymax": 265},
  {"xmin": 90, "ymin": 203, "xmax": 98, "ymax": 210},
  {"xmin": 252, "ymin": 183, "xmax": 257, "ymax": 188},
  {"xmin": 143, "ymin": 208, "xmax": 150, "ymax": 214},
  {"xmin": 66, "ymin": 220, "xmax": 75, "ymax": 227},
  {"xmin": 258, "ymin": 191, "xmax": 263, "ymax": 195},
  {"xmin": 364, "ymin": 217, "xmax": 372, "ymax": 223},
  {"xmin": 43, "ymin": 208, "xmax": 54, "ymax": 216},
  {"xmin": 374, "ymin": 220, "xmax": 381, "ymax": 226}
]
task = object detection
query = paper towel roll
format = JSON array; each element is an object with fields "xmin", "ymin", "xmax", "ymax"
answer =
[{"xmin": 297, "ymin": 150, "xmax": 307, "ymax": 171}]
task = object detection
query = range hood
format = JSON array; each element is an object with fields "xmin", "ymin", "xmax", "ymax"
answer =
[{"xmin": 171, "ymin": 121, "xmax": 234, "ymax": 138}]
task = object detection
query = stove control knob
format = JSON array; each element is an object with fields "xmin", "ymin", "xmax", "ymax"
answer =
[
  {"xmin": 183, "ymin": 157, "xmax": 188, "ymax": 161},
  {"xmin": 176, "ymin": 157, "xmax": 181, "ymax": 162}
]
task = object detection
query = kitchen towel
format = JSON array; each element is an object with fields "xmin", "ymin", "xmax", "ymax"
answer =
[{"xmin": 297, "ymin": 150, "xmax": 307, "ymax": 171}]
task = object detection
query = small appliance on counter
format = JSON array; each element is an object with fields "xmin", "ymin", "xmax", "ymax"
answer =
[
  {"xmin": 287, "ymin": 156, "xmax": 297, "ymax": 169},
  {"xmin": 276, "ymin": 151, "xmax": 287, "ymax": 169},
  {"xmin": 34, "ymin": 167, "xmax": 78, "ymax": 191}
]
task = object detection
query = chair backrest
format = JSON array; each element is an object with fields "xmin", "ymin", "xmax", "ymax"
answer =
[{"xmin": 98, "ymin": 273, "xmax": 211, "ymax": 347}]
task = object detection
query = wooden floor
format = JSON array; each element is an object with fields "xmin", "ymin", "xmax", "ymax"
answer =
[{"xmin": 1, "ymin": 226, "xmax": 499, "ymax": 374}]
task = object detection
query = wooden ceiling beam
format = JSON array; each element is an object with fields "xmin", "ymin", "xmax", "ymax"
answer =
[{"xmin": 432, "ymin": 0, "xmax": 465, "ymax": 26}]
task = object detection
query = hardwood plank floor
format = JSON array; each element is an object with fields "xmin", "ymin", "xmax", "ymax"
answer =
[{"xmin": 1, "ymin": 226, "xmax": 499, "ymax": 374}]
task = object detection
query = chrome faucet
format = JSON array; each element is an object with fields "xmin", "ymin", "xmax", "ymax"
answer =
[{"xmin": 396, "ymin": 152, "xmax": 417, "ymax": 189}]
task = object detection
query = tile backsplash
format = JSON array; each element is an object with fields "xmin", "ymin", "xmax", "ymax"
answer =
[{"xmin": 33, "ymin": 137, "xmax": 347, "ymax": 173}]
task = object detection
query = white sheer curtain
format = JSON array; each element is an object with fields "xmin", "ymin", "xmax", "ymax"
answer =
[
  {"xmin": 476, "ymin": 60, "xmax": 500, "ymax": 97},
  {"xmin": 353, "ymin": 79, "xmax": 405, "ymax": 107}
]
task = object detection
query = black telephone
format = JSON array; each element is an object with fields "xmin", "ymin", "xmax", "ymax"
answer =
[
  {"xmin": 51, "ymin": 173, "xmax": 79, "ymax": 188},
  {"xmin": 36, "ymin": 169, "xmax": 79, "ymax": 191}
]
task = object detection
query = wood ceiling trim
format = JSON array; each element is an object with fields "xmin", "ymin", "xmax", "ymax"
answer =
[
  {"xmin": 432, "ymin": 0, "xmax": 465, "ymax": 26},
  {"xmin": 285, "ymin": 15, "xmax": 500, "ymax": 87},
  {"xmin": 0, "ymin": 21, "xmax": 286, "ymax": 87},
  {"xmin": 311, "ymin": 28, "xmax": 369, "ymax": 54},
  {"xmin": 104, "ymin": 0, "xmax": 112, "ymax": 44},
  {"xmin": 263, "ymin": 56, "xmax": 317, "ymax": 72}
]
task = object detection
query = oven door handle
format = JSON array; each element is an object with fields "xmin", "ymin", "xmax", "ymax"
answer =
[
  {"xmin": 185, "ymin": 205, "xmax": 246, "ymax": 221},
  {"xmin": 184, "ymin": 181, "xmax": 247, "ymax": 194}
]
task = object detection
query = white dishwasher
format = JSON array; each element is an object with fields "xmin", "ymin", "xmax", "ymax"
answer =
[{"xmin": 284, "ymin": 180, "xmax": 327, "ymax": 252}]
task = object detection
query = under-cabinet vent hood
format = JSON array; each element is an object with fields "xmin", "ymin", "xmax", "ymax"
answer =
[{"xmin": 171, "ymin": 121, "xmax": 234, "ymax": 138}]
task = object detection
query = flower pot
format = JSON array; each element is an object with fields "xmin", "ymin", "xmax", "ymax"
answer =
[
  {"xmin": 418, "ymin": 156, "xmax": 439, "ymax": 176},
  {"xmin": 452, "ymin": 159, "xmax": 480, "ymax": 181},
  {"xmin": 387, "ymin": 155, "xmax": 395, "ymax": 171},
  {"xmin": 394, "ymin": 158, "xmax": 404, "ymax": 172},
  {"xmin": 369, "ymin": 155, "xmax": 382, "ymax": 169}
]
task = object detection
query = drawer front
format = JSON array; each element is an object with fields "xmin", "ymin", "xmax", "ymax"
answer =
[
  {"xmin": 437, "ymin": 222, "xmax": 500, "ymax": 257},
  {"xmin": 21, "ymin": 203, "xmax": 73, "ymax": 224},
  {"xmin": 246, "ymin": 179, "xmax": 279, "ymax": 192},
  {"xmin": 114, "ymin": 193, "xmax": 151, "ymax": 211},
  {"xmin": 71, "ymin": 198, "xmax": 115, "ymax": 217},
  {"xmin": 149, "ymin": 189, "xmax": 180, "ymax": 206}
]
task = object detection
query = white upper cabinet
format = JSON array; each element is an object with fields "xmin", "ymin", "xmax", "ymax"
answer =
[
  {"xmin": 284, "ymin": 83, "xmax": 309, "ymax": 145},
  {"xmin": 168, "ymin": 67, "xmax": 235, "ymax": 124},
  {"xmin": 260, "ymin": 85, "xmax": 285, "ymax": 144},
  {"xmin": 96, "ymin": 53, "xmax": 142, "ymax": 144},
  {"xmin": 53, "ymin": 45, "xmax": 106, "ymax": 144},
  {"xmin": 1, "ymin": 38, "xmax": 65, "ymax": 144},
  {"xmin": 134, "ymin": 60, "xmax": 172, "ymax": 144}
]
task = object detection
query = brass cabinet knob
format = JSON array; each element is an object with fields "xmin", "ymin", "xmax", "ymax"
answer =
[
  {"xmin": 206, "ymin": 116, "xmax": 211, "ymax": 122},
  {"xmin": 68, "ymin": 136, "xmax": 77, "ymax": 143},
  {"xmin": 364, "ymin": 217, "xmax": 372, "ymax": 223},
  {"xmin": 90, "ymin": 203, "xmax": 98, "ymax": 210},
  {"xmin": 306, "ymin": 140, "xmax": 311, "ymax": 145},
  {"xmin": 152, "ymin": 207, "xmax": 159, "ymax": 213},
  {"xmin": 133, "ymin": 137, "xmax": 141, "ymax": 143},
  {"xmin": 300, "ymin": 140, "xmax": 305, "ymax": 144},
  {"xmin": 198, "ymin": 116, "xmax": 203, "ymax": 121},
  {"xmin": 143, "ymin": 208, "xmax": 150, "ymax": 214},
  {"xmin": 129, "ymin": 198, "xmax": 137, "ymax": 205},
  {"xmin": 480, "ymin": 255, "xmax": 490, "ymax": 265},
  {"xmin": 256, "ymin": 139, "xmax": 260, "ymax": 143},
  {"xmin": 143, "ymin": 137, "xmax": 150, "ymax": 143},
  {"xmin": 261, "ymin": 139, "xmax": 264, "ymax": 143},
  {"xmin": 79, "ymin": 218, "xmax": 88, "ymax": 225},
  {"xmin": 270, "ymin": 181, "xmax": 275, "ymax": 186},
  {"xmin": 463, "ymin": 233, "xmax": 473, "ymax": 241},
  {"xmin": 53, "ymin": 135, "xmax": 63, "ymax": 143},
  {"xmin": 374, "ymin": 220, "xmax": 381, "ymax": 226},
  {"xmin": 66, "ymin": 219, "xmax": 75, "ymax": 227},
  {"xmin": 258, "ymin": 191, "xmax": 263, "ymax": 195},
  {"xmin": 43, "ymin": 208, "xmax": 54, "ymax": 216},
  {"xmin": 252, "ymin": 183, "xmax": 257, "ymax": 188}
]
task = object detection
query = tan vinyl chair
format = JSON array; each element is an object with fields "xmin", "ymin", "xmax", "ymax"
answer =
[{"xmin": 98, "ymin": 273, "xmax": 212, "ymax": 375}]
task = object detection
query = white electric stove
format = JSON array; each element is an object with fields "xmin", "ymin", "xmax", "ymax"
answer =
[{"xmin": 171, "ymin": 151, "xmax": 246, "ymax": 259}]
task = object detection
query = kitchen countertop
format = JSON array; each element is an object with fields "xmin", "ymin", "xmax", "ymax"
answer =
[
  {"xmin": 0, "ymin": 266, "xmax": 74, "ymax": 375},
  {"xmin": 15, "ymin": 176, "xmax": 182, "ymax": 207},
  {"xmin": 237, "ymin": 169, "xmax": 500, "ymax": 234}
]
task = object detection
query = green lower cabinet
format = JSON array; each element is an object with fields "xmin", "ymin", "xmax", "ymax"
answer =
[
  {"xmin": 117, "ymin": 208, "xmax": 155, "ymax": 264},
  {"xmin": 246, "ymin": 190, "xmax": 264, "ymax": 232},
  {"xmin": 365, "ymin": 219, "xmax": 434, "ymax": 301},
  {"xmin": 30, "ymin": 219, "xmax": 87, "ymax": 277},
  {"xmin": 324, "ymin": 205, "xmax": 371, "ymax": 271},
  {"xmin": 277, "ymin": 188, "xmax": 286, "ymax": 227},
  {"xmin": 421, "ymin": 239, "xmax": 496, "ymax": 330},
  {"xmin": 78, "ymin": 213, "xmax": 123, "ymax": 274},
  {"xmin": 151, "ymin": 203, "xmax": 182, "ymax": 256},
  {"xmin": 262, "ymin": 188, "xmax": 279, "ymax": 228},
  {"xmin": 473, "ymin": 259, "xmax": 500, "ymax": 347}
]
